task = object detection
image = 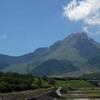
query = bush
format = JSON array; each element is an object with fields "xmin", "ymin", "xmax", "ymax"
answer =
[{"xmin": 0, "ymin": 82, "xmax": 12, "ymax": 93}]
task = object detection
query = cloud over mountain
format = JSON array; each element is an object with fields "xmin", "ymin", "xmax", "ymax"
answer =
[
  {"xmin": 63, "ymin": 0, "xmax": 100, "ymax": 25},
  {"xmin": 63, "ymin": 0, "xmax": 100, "ymax": 35}
]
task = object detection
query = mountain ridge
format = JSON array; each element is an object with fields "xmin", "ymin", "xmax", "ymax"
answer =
[{"xmin": 0, "ymin": 32, "xmax": 100, "ymax": 76}]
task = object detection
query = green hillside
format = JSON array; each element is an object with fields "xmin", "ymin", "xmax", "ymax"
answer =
[
  {"xmin": 2, "ymin": 63, "xmax": 28, "ymax": 74},
  {"xmin": 32, "ymin": 59, "xmax": 79, "ymax": 76}
]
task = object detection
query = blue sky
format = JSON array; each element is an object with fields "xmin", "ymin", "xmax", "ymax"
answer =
[{"xmin": 0, "ymin": 0, "xmax": 100, "ymax": 56}]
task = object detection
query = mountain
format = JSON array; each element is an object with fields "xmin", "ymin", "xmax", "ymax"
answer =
[
  {"xmin": 32, "ymin": 59, "xmax": 79, "ymax": 76},
  {"xmin": 0, "ymin": 32, "xmax": 100, "ymax": 76}
]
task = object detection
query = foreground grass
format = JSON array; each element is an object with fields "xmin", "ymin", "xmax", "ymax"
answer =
[{"xmin": 0, "ymin": 76, "xmax": 98, "ymax": 100}]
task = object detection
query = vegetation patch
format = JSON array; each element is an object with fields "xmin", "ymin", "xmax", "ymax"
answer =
[{"xmin": 0, "ymin": 72, "xmax": 55, "ymax": 93}]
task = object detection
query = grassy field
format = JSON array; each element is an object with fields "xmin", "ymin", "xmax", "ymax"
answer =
[
  {"xmin": 54, "ymin": 79, "xmax": 100, "ymax": 100},
  {"xmin": 55, "ymin": 80, "xmax": 95, "ymax": 88}
]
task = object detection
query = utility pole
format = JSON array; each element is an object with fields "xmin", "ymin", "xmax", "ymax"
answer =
[{"xmin": 27, "ymin": 63, "xmax": 30, "ymax": 74}]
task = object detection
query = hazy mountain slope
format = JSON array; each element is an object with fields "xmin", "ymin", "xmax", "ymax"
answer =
[
  {"xmin": 2, "ymin": 63, "xmax": 28, "ymax": 74},
  {"xmin": 0, "ymin": 54, "xmax": 15, "ymax": 70},
  {"xmin": 0, "ymin": 47, "xmax": 49, "ymax": 70}
]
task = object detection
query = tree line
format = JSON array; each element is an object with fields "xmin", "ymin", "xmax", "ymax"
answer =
[{"xmin": 0, "ymin": 72, "xmax": 55, "ymax": 93}]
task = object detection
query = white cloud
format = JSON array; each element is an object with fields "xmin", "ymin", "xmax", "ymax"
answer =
[
  {"xmin": 83, "ymin": 26, "xmax": 88, "ymax": 33},
  {"xmin": 0, "ymin": 34, "xmax": 7, "ymax": 39},
  {"xmin": 82, "ymin": 26, "xmax": 93, "ymax": 35},
  {"xmin": 82, "ymin": 25, "xmax": 100, "ymax": 35},
  {"xmin": 63, "ymin": 0, "xmax": 100, "ymax": 25}
]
